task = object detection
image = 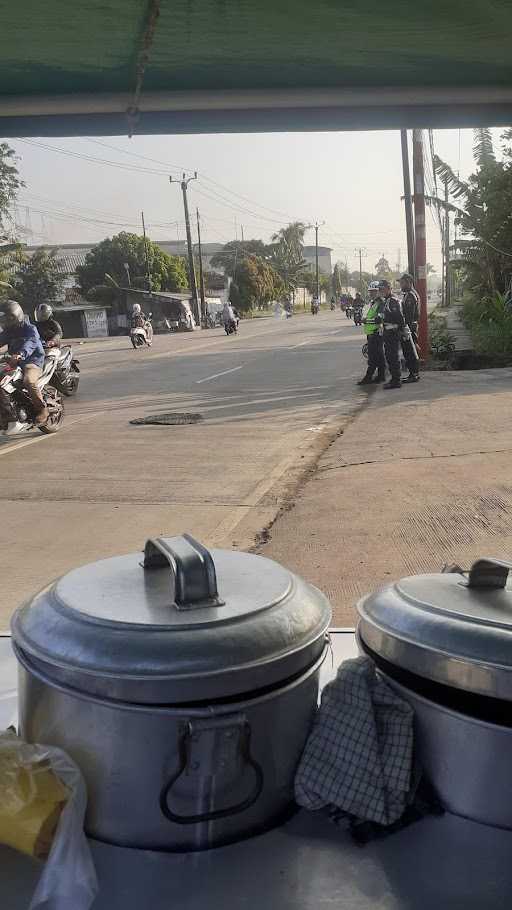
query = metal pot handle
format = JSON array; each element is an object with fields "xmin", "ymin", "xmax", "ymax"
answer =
[
  {"xmin": 160, "ymin": 716, "xmax": 264, "ymax": 825},
  {"xmin": 143, "ymin": 534, "xmax": 224, "ymax": 610},
  {"xmin": 466, "ymin": 558, "xmax": 512, "ymax": 589}
]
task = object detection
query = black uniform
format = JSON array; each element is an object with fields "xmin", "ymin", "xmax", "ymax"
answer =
[
  {"xmin": 382, "ymin": 294, "xmax": 405, "ymax": 383},
  {"xmin": 401, "ymin": 287, "xmax": 420, "ymax": 377}
]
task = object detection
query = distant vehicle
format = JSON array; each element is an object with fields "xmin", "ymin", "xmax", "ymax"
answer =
[{"xmin": 131, "ymin": 314, "xmax": 153, "ymax": 349}]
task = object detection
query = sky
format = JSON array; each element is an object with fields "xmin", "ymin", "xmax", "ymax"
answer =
[{"xmin": 5, "ymin": 128, "xmax": 490, "ymax": 276}]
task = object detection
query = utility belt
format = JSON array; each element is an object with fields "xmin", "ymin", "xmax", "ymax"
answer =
[{"xmin": 383, "ymin": 323, "xmax": 400, "ymax": 331}]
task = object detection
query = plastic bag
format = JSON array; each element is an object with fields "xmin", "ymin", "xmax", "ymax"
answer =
[{"xmin": 0, "ymin": 730, "xmax": 98, "ymax": 910}]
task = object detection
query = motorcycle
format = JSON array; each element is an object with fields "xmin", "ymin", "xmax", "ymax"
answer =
[
  {"xmin": 50, "ymin": 344, "xmax": 80, "ymax": 397},
  {"xmin": 311, "ymin": 303, "xmax": 319, "ymax": 315},
  {"xmin": 131, "ymin": 313, "xmax": 153, "ymax": 349},
  {"xmin": 345, "ymin": 305, "xmax": 353, "ymax": 319},
  {"xmin": 225, "ymin": 319, "xmax": 238, "ymax": 335},
  {"xmin": 0, "ymin": 351, "xmax": 64, "ymax": 436},
  {"xmin": 353, "ymin": 307, "xmax": 363, "ymax": 327}
]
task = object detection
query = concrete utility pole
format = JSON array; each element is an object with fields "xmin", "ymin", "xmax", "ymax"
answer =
[
  {"xmin": 412, "ymin": 129, "xmax": 428, "ymax": 355},
  {"xmin": 315, "ymin": 222, "xmax": 320, "ymax": 300},
  {"xmin": 196, "ymin": 208, "xmax": 207, "ymax": 327},
  {"xmin": 444, "ymin": 176, "xmax": 451, "ymax": 308},
  {"xmin": 400, "ymin": 129, "xmax": 416, "ymax": 277},
  {"xmin": 354, "ymin": 248, "xmax": 367, "ymax": 294},
  {"xmin": 141, "ymin": 211, "xmax": 151, "ymax": 291},
  {"xmin": 170, "ymin": 172, "xmax": 200, "ymax": 327}
]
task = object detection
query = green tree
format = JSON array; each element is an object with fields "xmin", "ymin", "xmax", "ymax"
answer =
[
  {"xmin": 77, "ymin": 232, "xmax": 188, "ymax": 294},
  {"xmin": 235, "ymin": 256, "xmax": 283, "ymax": 312},
  {"xmin": 433, "ymin": 128, "xmax": 512, "ymax": 296},
  {"xmin": 210, "ymin": 239, "xmax": 269, "ymax": 277},
  {"xmin": 0, "ymin": 143, "xmax": 24, "ymax": 240},
  {"xmin": 269, "ymin": 222, "xmax": 308, "ymax": 294},
  {"xmin": 13, "ymin": 249, "xmax": 63, "ymax": 312}
]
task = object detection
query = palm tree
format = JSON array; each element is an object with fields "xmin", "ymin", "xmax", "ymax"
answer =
[{"xmin": 269, "ymin": 221, "xmax": 309, "ymax": 296}]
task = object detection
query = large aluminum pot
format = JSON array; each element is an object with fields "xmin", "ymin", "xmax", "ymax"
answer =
[
  {"xmin": 12, "ymin": 534, "xmax": 331, "ymax": 851},
  {"xmin": 357, "ymin": 557, "xmax": 512, "ymax": 829}
]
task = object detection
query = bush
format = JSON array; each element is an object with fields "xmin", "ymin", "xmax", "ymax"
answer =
[
  {"xmin": 462, "ymin": 292, "xmax": 512, "ymax": 354},
  {"xmin": 428, "ymin": 312, "xmax": 456, "ymax": 360}
]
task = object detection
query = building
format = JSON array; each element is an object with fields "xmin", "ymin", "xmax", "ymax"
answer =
[{"xmin": 303, "ymin": 245, "xmax": 332, "ymax": 276}]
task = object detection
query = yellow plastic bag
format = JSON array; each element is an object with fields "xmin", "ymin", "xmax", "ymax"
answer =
[{"xmin": 0, "ymin": 730, "xmax": 69, "ymax": 858}]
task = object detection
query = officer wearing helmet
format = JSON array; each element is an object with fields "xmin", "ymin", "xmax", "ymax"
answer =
[
  {"xmin": 357, "ymin": 280, "xmax": 386, "ymax": 385},
  {"xmin": 399, "ymin": 273, "xmax": 420, "ymax": 382},
  {"xmin": 35, "ymin": 303, "xmax": 63, "ymax": 348},
  {"xmin": 0, "ymin": 300, "xmax": 47, "ymax": 424},
  {"xmin": 378, "ymin": 279, "xmax": 406, "ymax": 389}
]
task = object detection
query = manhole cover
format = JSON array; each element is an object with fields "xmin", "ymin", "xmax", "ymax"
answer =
[{"xmin": 130, "ymin": 413, "xmax": 203, "ymax": 426}]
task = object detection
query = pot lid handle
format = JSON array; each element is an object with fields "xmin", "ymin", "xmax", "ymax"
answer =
[
  {"xmin": 143, "ymin": 534, "xmax": 224, "ymax": 611},
  {"xmin": 465, "ymin": 558, "xmax": 512, "ymax": 590}
]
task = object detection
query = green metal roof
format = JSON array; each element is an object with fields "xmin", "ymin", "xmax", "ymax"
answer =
[{"xmin": 2, "ymin": 0, "xmax": 512, "ymax": 136}]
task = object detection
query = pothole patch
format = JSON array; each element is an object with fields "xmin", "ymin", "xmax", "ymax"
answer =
[{"xmin": 130, "ymin": 413, "xmax": 204, "ymax": 426}]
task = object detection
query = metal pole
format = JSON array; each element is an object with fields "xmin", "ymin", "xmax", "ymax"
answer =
[
  {"xmin": 401, "ymin": 129, "xmax": 415, "ymax": 277},
  {"xmin": 444, "ymin": 176, "xmax": 451, "ymax": 308},
  {"xmin": 141, "ymin": 211, "xmax": 151, "ymax": 291},
  {"xmin": 413, "ymin": 129, "xmax": 429, "ymax": 355},
  {"xmin": 315, "ymin": 223, "xmax": 319, "ymax": 301},
  {"xmin": 170, "ymin": 172, "xmax": 200, "ymax": 327},
  {"xmin": 359, "ymin": 248, "xmax": 363, "ymax": 293},
  {"xmin": 196, "ymin": 208, "xmax": 207, "ymax": 326}
]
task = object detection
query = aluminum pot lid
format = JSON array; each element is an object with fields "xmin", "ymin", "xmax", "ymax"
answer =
[
  {"xmin": 11, "ymin": 534, "xmax": 331, "ymax": 703},
  {"xmin": 357, "ymin": 558, "xmax": 512, "ymax": 700}
]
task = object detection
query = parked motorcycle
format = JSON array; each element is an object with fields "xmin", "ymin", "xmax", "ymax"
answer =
[
  {"xmin": 0, "ymin": 351, "xmax": 64, "ymax": 436},
  {"xmin": 131, "ymin": 314, "xmax": 153, "ymax": 349},
  {"xmin": 50, "ymin": 345, "xmax": 80, "ymax": 396}
]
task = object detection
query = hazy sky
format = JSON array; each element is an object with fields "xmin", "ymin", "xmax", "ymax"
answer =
[{"xmin": 6, "ymin": 128, "xmax": 490, "ymax": 275}]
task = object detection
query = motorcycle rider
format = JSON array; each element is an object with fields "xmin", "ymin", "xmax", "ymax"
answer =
[
  {"xmin": 130, "ymin": 302, "xmax": 152, "ymax": 346},
  {"xmin": 0, "ymin": 300, "xmax": 48, "ymax": 425},
  {"xmin": 399, "ymin": 272, "xmax": 420, "ymax": 383},
  {"xmin": 222, "ymin": 301, "xmax": 237, "ymax": 332},
  {"xmin": 357, "ymin": 281, "xmax": 386, "ymax": 385},
  {"xmin": 34, "ymin": 303, "xmax": 63, "ymax": 349},
  {"xmin": 378, "ymin": 280, "xmax": 406, "ymax": 390}
]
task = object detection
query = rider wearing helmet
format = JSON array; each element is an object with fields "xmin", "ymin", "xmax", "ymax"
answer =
[
  {"xmin": 0, "ymin": 300, "xmax": 48, "ymax": 424},
  {"xmin": 357, "ymin": 281, "xmax": 386, "ymax": 385},
  {"xmin": 131, "ymin": 302, "xmax": 146, "ymax": 329},
  {"xmin": 35, "ymin": 303, "xmax": 63, "ymax": 348}
]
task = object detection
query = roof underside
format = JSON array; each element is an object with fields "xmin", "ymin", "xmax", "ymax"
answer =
[{"xmin": 3, "ymin": 0, "xmax": 512, "ymax": 136}]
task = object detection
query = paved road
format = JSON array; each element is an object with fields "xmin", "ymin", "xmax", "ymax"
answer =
[{"xmin": 1, "ymin": 311, "xmax": 366, "ymax": 627}]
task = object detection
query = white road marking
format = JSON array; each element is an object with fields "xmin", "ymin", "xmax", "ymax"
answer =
[
  {"xmin": 196, "ymin": 365, "xmax": 245, "ymax": 384},
  {"xmin": 291, "ymin": 340, "xmax": 311, "ymax": 348}
]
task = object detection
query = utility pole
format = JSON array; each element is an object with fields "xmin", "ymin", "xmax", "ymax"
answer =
[
  {"xmin": 315, "ymin": 222, "xmax": 320, "ymax": 300},
  {"xmin": 241, "ymin": 224, "xmax": 245, "ymax": 244},
  {"xmin": 141, "ymin": 211, "xmax": 151, "ymax": 291},
  {"xmin": 400, "ymin": 129, "xmax": 415, "ymax": 277},
  {"xmin": 412, "ymin": 129, "xmax": 428, "ymax": 355},
  {"xmin": 196, "ymin": 208, "xmax": 207, "ymax": 327},
  {"xmin": 444, "ymin": 176, "xmax": 451, "ymax": 308},
  {"xmin": 169, "ymin": 171, "xmax": 200, "ymax": 327},
  {"xmin": 354, "ymin": 248, "xmax": 367, "ymax": 294}
]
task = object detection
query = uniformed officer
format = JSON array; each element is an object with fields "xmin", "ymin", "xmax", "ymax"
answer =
[
  {"xmin": 378, "ymin": 279, "xmax": 405, "ymax": 389},
  {"xmin": 400, "ymin": 273, "xmax": 420, "ymax": 383},
  {"xmin": 357, "ymin": 281, "xmax": 386, "ymax": 385}
]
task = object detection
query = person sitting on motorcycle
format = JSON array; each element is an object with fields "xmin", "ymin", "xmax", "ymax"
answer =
[
  {"xmin": 354, "ymin": 292, "xmax": 365, "ymax": 309},
  {"xmin": 222, "ymin": 302, "xmax": 237, "ymax": 331},
  {"xmin": 131, "ymin": 303, "xmax": 147, "ymax": 329},
  {"xmin": 34, "ymin": 303, "xmax": 63, "ymax": 349},
  {"xmin": 0, "ymin": 300, "xmax": 48, "ymax": 425}
]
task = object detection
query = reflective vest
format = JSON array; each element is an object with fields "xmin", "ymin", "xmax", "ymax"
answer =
[{"xmin": 364, "ymin": 299, "xmax": 383, "ymax": 336}]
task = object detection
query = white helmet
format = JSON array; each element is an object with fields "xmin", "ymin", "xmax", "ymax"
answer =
[
  {"xmin": 36, "ymin": 303, "xmax": 53, "ymax": 321},
  {"xmin": 132, "ymin": 303, "xmax": 141, "ymax": 315},
  {"xmin": 367, "ymin": 280, "xmax": 380, "ymax": 291}
]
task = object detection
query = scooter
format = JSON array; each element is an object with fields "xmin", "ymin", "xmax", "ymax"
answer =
[
  {"xmin": 353, "ymin": 307, "xmax": 363, "ymax": 327},
  {"xmin": 0, "ymin": 351, "xmax": 64, "ymax": 436},
  {"xmin": 225, "ymin": 319, "xmax": 238, "ymax": 335},
  {"xmin": 345, "ymin": 305, "xmax": 353, "ymax": 319},
  {"xmin": 50, "ymin": 344, "xmax": 80, "ymax": 396},
  {"xmin": 311, "ymin": 303, "xmax": 319, "ymax": 315},
  {"xmin": 131, "ymin": 314, "xmax": 153, "ymax": 349}
]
